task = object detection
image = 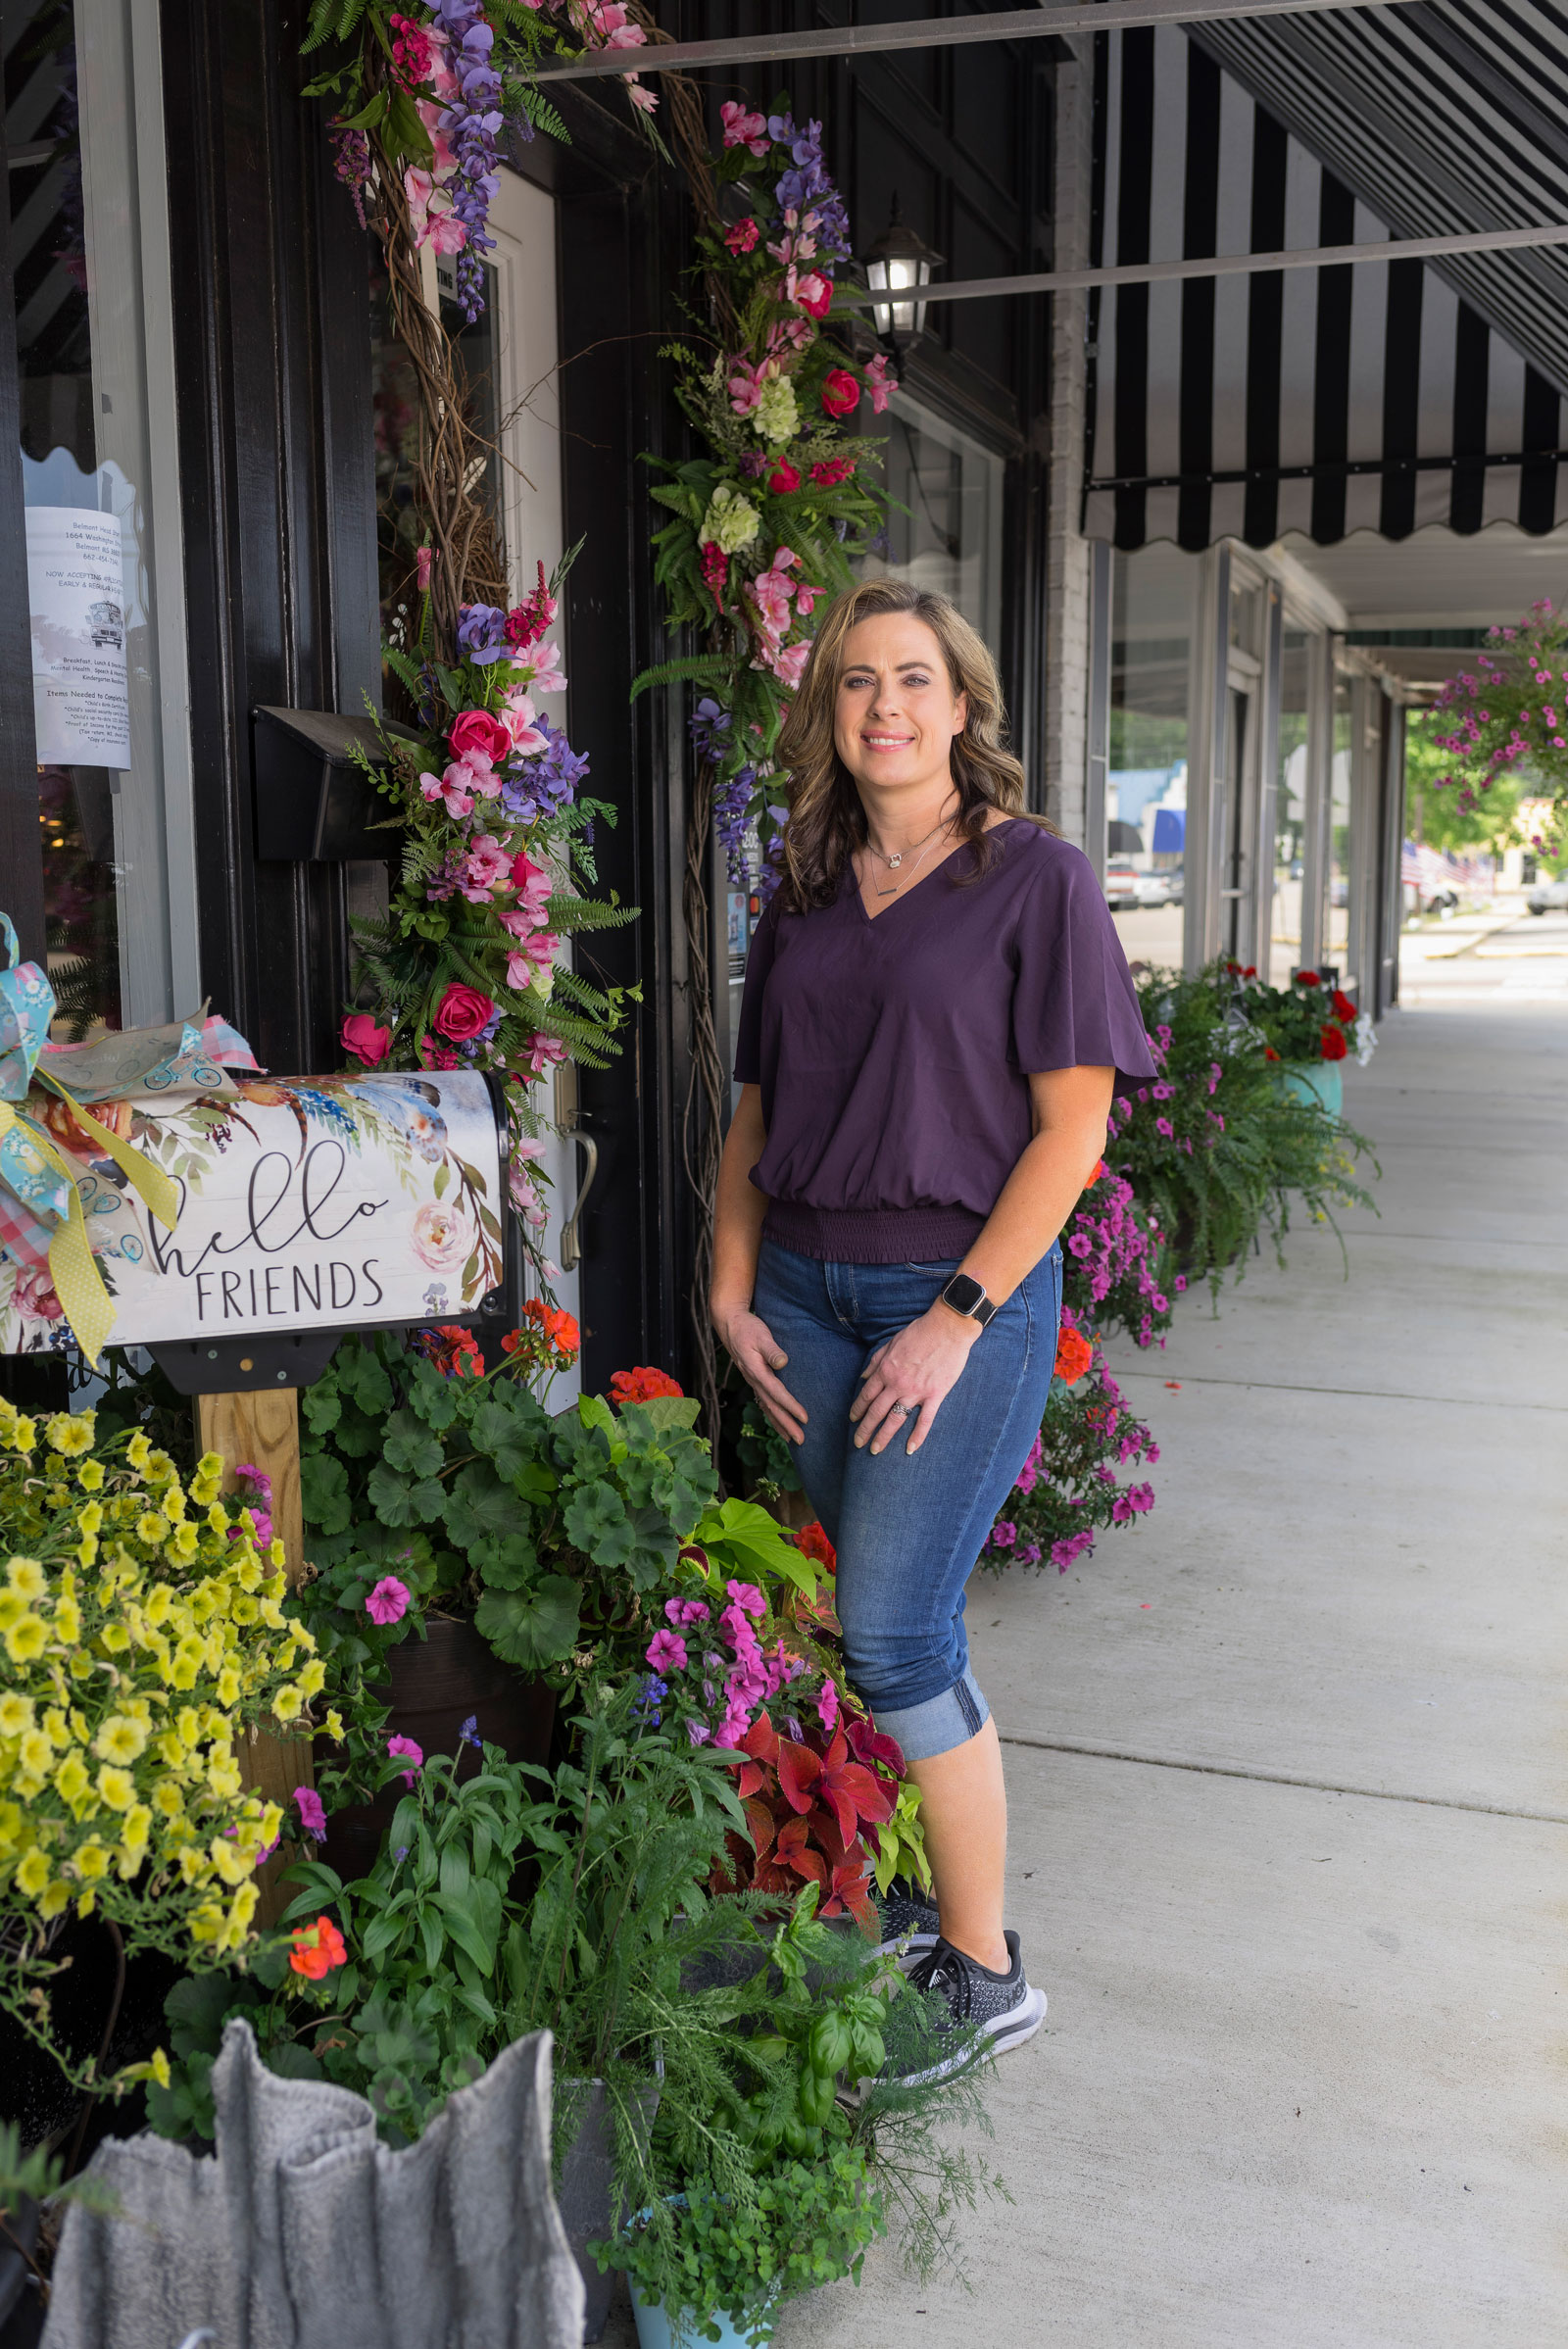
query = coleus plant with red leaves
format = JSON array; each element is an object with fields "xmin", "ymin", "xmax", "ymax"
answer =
[{"xmin": 725, "ymin": 1712, "xmax": 902, "ymax": 1932}]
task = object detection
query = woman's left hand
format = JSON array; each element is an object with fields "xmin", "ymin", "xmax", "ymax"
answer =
[{"xmin": 850, "ymin": 1305, "xmax": 983, "ymax": 1456}]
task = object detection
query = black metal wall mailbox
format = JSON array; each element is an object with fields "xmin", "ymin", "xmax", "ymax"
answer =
[{"xmin": 251, "ymin": 707, "xmax": 413, "ymax": 862}]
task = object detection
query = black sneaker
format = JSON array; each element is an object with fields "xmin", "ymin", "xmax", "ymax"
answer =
[
  {"xmin": 873, "ymin": 1877, "xmax": 942, "ymax": 1960},
  {"xmin": 888, "ymin": 1931, "xmax": 1048, "ymax": 2084}
]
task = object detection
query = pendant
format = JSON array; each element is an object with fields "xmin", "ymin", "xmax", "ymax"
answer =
[{"xmin": 887, "ymin": 854, "xmax": 903, "ymax": 867}]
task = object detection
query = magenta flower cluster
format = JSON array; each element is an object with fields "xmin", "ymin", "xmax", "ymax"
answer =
[
  {"xmin": 1062, "ymin": 1164, "xmax": 1172, "ymax": 1351},
  {"xmin": 1429, "ymin": 598, "xmax": 1568, "ymax": 845},
  {"xmin": 644, "ymin": 1580, "xmax": 808, "ymax": 1749}
]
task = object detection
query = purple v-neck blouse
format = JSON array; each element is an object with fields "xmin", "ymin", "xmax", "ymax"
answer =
[{"xmin": 733, "ymin": 819, "xmax": 1156, "ymax": 1264}]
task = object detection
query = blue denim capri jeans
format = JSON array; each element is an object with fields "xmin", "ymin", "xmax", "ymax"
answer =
[{"xmin": 752, "ymin": 1238, "xmax": 1063, "ymax": 1760}]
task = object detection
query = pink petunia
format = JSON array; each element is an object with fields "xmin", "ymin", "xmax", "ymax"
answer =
[
  {"xmin": 387, "ymin": 1734, "xmax": 423, "ymax": 1788},
  {"xmin": 816, "ymin": 1678, "xmax": 840, "ymax": 1734},
  {"xmin": 724, "ymin": 1580, "xmax": 765, "ymax": 1619},
  {"xmin": 293, "ymin": 1786, "xmax": 327, "ymax": 1841},
  {"xmin": 366, "ymin": 1576, "xmax": 411, "ymax": 1626},
  {"xmin": 665, "ymin": 1597, "xmax": 711, "ymax": 1627},
  {"xmin": 646, "ymin": 1628, "xmax": 689, "ymax": 1674}
]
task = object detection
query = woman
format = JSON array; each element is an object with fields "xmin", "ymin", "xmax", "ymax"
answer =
[{"xmin": 710, "ymin": 579, "xmax": 1154, "ymax": 2077}]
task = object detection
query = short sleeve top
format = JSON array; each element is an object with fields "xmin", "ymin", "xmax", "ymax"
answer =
[{"xmin": 733, "ymin": 819, "xmax": 1156, "ymax": 1264}]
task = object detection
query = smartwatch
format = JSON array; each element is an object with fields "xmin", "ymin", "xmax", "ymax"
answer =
[{"xmin": 939, "ymin": 1271, "xmax": 997, "ymax": 1328}]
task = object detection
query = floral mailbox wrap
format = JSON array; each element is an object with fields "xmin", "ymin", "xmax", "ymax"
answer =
[{"xmin": 0, "ymin": 1070, "xmax": 506, "ymax": 1356}]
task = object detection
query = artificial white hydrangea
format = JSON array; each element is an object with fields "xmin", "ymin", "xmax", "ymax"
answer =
[
  {"xmin": 701, "ymin": 485, "xmax": 762, "ymax": 554},
  {"xmin": 752, "ymin": 375, "xmax": 800, "ymax": 446}
]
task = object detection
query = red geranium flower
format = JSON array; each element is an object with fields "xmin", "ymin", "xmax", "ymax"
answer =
[
  {"xmin": 609, "ymin": 1365, "xmax": 684, "ymax": 1405},
  {"xmin": 794, "ymin": 1520, "xmax": 836, "ymax": 1573},
  {"xmin": 1319, "ymin": 1024, "xmax": 1348, "ymax": 1061},
  {"xmin": 289, "ymin": 1915, "xmax": 348, "ymax": 1981},
  {"xmin": 504, "ymin": 1297, "xmax": 580, "ymax": 1360},
  {"xmin": 1264, "ymin": 1046, "xmax": 1280, "ymax": 1061},
  {"xmin": 1054, "ymin": 1326, "xmax": 1095, "ymax": 1386},
  {"xmin": 1330, "ymin": 989, "xmax": 1357, "ymax": 1022},
  {"xmin": 1295, "ymin": 968, "xmax": 1321, "ymax": 988}
]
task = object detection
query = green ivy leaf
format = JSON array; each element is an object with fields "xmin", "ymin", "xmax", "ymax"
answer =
[
  {"xmin": 444, "ymin": 1461, "xmax": 516, "ymax": 1550},
  {"xmin": 368, "ymin": 1461, "xmax": 446, "ymax": 1528},
  {"xmin": 383, "ymin": 1408, "xmax": 445, "ymax": 1480},
  {"xmin": 470, "ymin": 1395, "xmax": 549, "ymax": 1483},
  {"xmin": 301, "ymin": 1451, "xmax": 351, "ymax": 1537},
  {"xmin": 474, "ymin": 1575, "xmax": 581, "ymax": 1670},
  {"xmin": 563, "ymin": 1481, "xmax": 631, "ymax": 1567},
  {"xmin": 469, "ymin": 1529, "xmax": 539, "ymax": 1591}
]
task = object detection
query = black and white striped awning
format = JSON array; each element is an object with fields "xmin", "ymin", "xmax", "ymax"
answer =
[{"xmin": 1084, "ymin": 21, "xmax": 1568, "ymax": 550}]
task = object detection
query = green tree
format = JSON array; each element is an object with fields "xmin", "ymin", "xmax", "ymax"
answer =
[{"xmin": 1403, "ymin": 711, "xmax": 1522, "ymax": 855}]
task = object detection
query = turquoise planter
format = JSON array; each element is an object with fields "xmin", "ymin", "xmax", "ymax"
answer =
[
  {"xmin": 629, "ymin": 2280, "xmax": 776, "ymax": 2349},
  {"xmin": 1276, "ymin": 1061, "xmax": 1343, "ymax": 1118}
]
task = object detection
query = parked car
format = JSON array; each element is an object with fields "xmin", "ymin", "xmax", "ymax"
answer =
[
  {"xmin": 1526, "ymin": 875, "xmax": 1568, "ymax": 913},
  {"xmin": 1103, "ymin": 861, "xmax": 1141, "ymax": 909},
  {"xmin": 1135, "ymin": 865, "xmax": 1184, "ymax": 907}
]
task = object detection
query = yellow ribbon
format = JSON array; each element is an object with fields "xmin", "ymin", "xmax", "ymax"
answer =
[{"xmin": 0, "ymin": 1081, "xmax": 179, "ymax": 1369}]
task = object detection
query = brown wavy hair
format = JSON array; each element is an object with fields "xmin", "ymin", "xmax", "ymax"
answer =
[{"xmin": 773, "ymin": 578, "xmax": 1054, "ymax": 911}]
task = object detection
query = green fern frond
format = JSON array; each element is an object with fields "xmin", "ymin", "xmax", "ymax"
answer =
[{"xmin": 629, "ymin": 654, "xmax": 732, "ymax": 702}]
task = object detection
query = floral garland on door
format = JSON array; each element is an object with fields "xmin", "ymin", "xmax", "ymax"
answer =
[
  {"xmin": 636, "ymin": 105, "xmax": 897, "ymax": 1417},
  {"xmin": 306, "ymin": 1, "xmax": 647, "ymax": 1274}
]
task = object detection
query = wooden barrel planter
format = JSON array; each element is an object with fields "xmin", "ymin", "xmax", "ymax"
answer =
[{"xmin": 320, "ymin": 1615, "xmax": 557, "ymax": 1883}]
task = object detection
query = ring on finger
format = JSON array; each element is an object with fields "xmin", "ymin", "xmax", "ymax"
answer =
[{"xmin": 887, "ymin": 1399, "xmax": 913, "ymax": 1419}]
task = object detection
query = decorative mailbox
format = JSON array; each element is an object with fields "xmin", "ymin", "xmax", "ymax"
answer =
[{"xmin": 0, "ymin": 1067, "xmax": 513, "ymax": 1392}]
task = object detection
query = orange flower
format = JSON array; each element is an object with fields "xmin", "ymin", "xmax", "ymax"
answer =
[
  {"xmin": 1054, "ymin": 1327, "xmax": 1094, "ymax": 1387},
  {"xmin": 794, "ymin": 1521, "xmax": 837, "ymax": 1574},
  {"xmin": 1083, "ymin": 1158, "xmax": 1106, "ymax": 1187},
  {"xmin": 609, "ymin": 1365, "xmax": 684, "ymax": 1405},
  {"xmin": 289, "ymin": 1914, "xmax": 348, "ymax": 1981},
  {"xmin": 506, "ymin": 1297, "xmax": 580, "ymax": 1358}
]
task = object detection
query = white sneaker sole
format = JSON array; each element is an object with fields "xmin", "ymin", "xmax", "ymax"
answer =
[{"xmin": 890, "ymin": 1983, "xmax": 1049, "ymax": 2087}]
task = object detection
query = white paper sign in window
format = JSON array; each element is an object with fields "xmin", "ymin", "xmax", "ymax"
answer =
[{"xmin": 25, "ymin": 506, "xmax": 132, "ymax": 770}]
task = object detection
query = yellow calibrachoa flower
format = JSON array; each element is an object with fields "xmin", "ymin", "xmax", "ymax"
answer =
[
  {"xmin": 8, "ymin": 1557, "xmax": 47, "ymax": 1601},
  {"xmin": 94, "ymin": 1715, "xmax": 149, "ymax": 1766},
  {"xmin": 2, "ymin": 1409, "xmax": 327, "ymax": 2080},
  {"xmin": 4, "ymin": 1615, "xmax": 47, "ymax": 1665},
  {"xmin": 14, "ymin": 1849, "xmax": 49, "ymax": 1896},
  {"xmin": 96, "ymin": 1766, "xmax": 135, "ymax": 1811},
  {"xmin": 324, "ymin": 1708, "xmax": 346, "ymax": 1743},
  {"xmin": 45, "ymin": 1413, "xmax": 94, "ymax": 1457}
]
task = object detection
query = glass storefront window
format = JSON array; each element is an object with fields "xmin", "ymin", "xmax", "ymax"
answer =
[
  {"xmin": 860, "ymin": 392, "xmax": 1004, "ymax": 649},
  {"xmin": 1326, "ymin": 670, "xmax": 1353, "ymax": 970},
  {"xmin": 1270, "ymin": 628, "xmax": 1310, "ymax": 985},
  {"xmin": 1108, "ymin": 545, "xmax": 1196, "ymax": 966},
  {"xmin": 6, "ymin": 0, "xmax": 192, "ymax": 1031}
]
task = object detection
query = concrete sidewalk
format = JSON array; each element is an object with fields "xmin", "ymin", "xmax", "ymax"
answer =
[{"xmin": 776, "ymin": 955, "xmax": 1568, "ymax": 2345}]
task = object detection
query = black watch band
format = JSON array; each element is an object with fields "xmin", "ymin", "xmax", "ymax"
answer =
[{"xmin": 940, "ymin": 1271, "xmax": 996, "ymax": 1327}]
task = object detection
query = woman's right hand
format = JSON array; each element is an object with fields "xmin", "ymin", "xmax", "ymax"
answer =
[{"xmin": 713, "ymin": 1304, "xmax": 808, "ymax": 1446}]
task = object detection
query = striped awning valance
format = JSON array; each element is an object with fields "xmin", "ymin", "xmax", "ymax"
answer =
[{"xmin": 1083, "ymin": 24, "xmax": 1568, "ymax": 551}]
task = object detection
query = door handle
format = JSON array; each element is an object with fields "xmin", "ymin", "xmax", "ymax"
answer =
[{"xmin": 559, "ymin": 1132, "xmax": 599, "ymax": 1272}]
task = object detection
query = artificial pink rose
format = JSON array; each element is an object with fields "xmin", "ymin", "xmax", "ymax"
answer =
[
  {"xmin": 768, "ymin": 459, "xmax": 802, "ymax": 495},
  {"xmin": 342, "ymin": 1013, "xmax": 391, "ymax": 1066},
  {"xmin": 820, "ymin": 368, "xmax": 860, "ymax": 417},
  {"xmin": 449, "ymin": 709, "xmax": 512, "ymax": 764},
  {"xmin": 432, "ymin": 982, "xmax": 496, "ymax": 1043}
]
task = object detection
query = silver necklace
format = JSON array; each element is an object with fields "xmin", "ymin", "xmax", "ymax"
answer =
[{"xmin": 863, "ymin": 812, "xmax": 956, "ymax": 899}]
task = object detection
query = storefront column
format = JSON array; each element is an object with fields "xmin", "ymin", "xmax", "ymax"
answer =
[
  {"xmin": 1045, "ymin": 38, "xmax": 1094, "ymax": 845},
  {"xmin": 1183, "ymin": 545, "xmax": 1228, "ymax": 972}
]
